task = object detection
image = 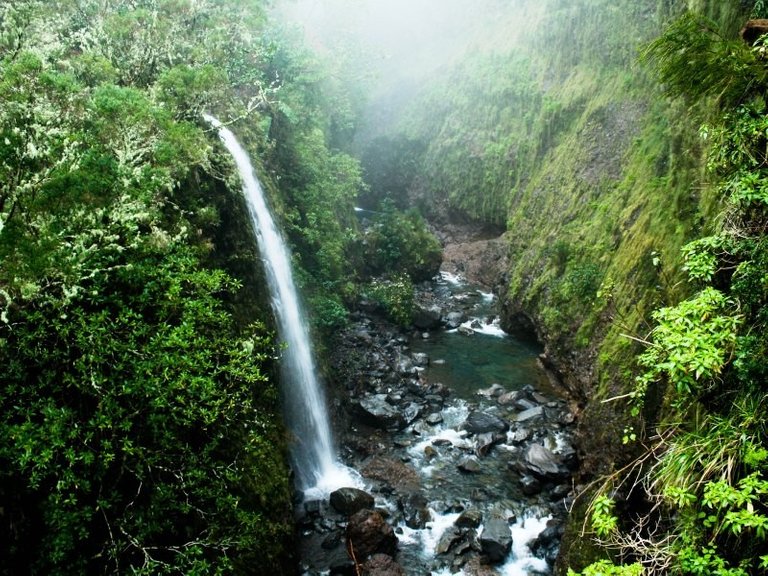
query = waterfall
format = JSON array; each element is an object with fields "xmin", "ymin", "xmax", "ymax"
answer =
[{"xmin": 205, "ymin": 115, "xmax": 357, "ymax": 496}]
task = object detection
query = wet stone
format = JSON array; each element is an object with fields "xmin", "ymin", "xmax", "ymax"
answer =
[
  {"xmin": 520, "ymin": 474, "xmax": 542, "ymax": 496},
  {"xmin": 436, "ymin": 526, "xmax": 462, "ymax": 555},
  {"xmin": 426, "ymin": 412, "xmax": 444, "ymax": 425},
  {"xmin": 514, "ymin": 406, "xmax": 544, "ymax": 422},
  {"xmin": 330, "ymin": 487, "xmax": 375, "ymax": 516},
  {"xmin": 479, "ymin": 516, "xmax": 512, "ymax": 563},
  {"xmin": 464, "ymin": 411, "xmax": 510, "ymax": 435},
  {"xmin": 321, "ymin": 531, "xmax": 343, "ymax": 550},
  {"xmin": 455, "ymin": 508, "xmax": 483, "ymax": 529},
  {"xmin": 509, "ymin": 427, "xmax": 532, "ymax": 444},
  {"xmin": 458, "ymin": 457, "xmax": 482, "ymax": 474}
]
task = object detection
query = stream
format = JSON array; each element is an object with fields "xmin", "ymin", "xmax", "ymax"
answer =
[
  {"xmin": 208, "ymin": 120, "xmax": 575, "ymax": 576},
  {"xmin": 299, "ymin": 271, "xmax": 576, "ymax": 576}
]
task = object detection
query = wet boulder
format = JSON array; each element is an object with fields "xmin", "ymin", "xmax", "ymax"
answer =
[
  {"xmin": 523, "ymin": 444, "xmax": 566, "ymax": 480},
  {"xmin": 330, "ymin": 487, "xmax": 375, "ymax": 516},
  {"xmin": 479, "ymin": 516, "xmax": 512, "ymax": 563},
  {"xmin": 356, "ymin": 394, "xmax": 405, "ymax": 430},
  {"xmin": 474, "ymin": 431, "xmax": 506, "ymax": 457},
  {"xmin": 361, "ymin": 553, "xmax": 406, "ymax": 576},
  {"xmin": 347, "ymin": 509, "xmax": 398, "ymax": 559},
  {"xmin": 412, "ymin": 304, "xmax": 442, "ymax": 330},
  {"xmin": 444, "ymin": 310, "xmax": 467, "ymax": 329},
  {"xmin": 455, "ymin": 508, "xmax": 483, "ymax": 529},
  {"xmin": 464, "ymin": 411, "xmax": 510, "ymax": 435},
  {"xmin": 520, "ymin": 474, "xmax": 542, "ymax": 496},
  {"xmin": 530, "ymin": 520, "xmax": 565, "ymax": 565},
  {"xmin": 457, "ymin": 456, "xmax": 482, "ymax": 474},
  {"xmin": 435, "ymin": 526, "xmax": 463, "ymax": 555},
  {"xmin": 400, "ymin": 493, "xmax": 431, "ymax": 529}
]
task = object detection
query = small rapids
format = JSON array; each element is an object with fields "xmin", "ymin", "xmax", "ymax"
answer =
[{"xmin": 299, "ymin": 272, "xmax": 576, "ymax": 575}]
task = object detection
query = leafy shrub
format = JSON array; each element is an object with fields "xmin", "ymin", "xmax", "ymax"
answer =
[
  {"xmin": 364, "ymin": 273, "xmax": 414, "ymax": 326},
  {"xmin": 361, "ymin": 200, "xmax": 442, "ymax": 282}
]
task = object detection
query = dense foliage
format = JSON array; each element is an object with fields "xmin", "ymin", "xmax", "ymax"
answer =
[
  {"xmin": 580, "ymin": 11, "xmax": 768, "ymax": 574},
  {"xmin": 0, "ymin": 1, "xmax": 337, "ymax": 573}
]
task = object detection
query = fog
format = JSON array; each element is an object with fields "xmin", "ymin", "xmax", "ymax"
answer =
[{"xmin": 271, "ymin": 0, "xmax": 536, "ymax": 139}]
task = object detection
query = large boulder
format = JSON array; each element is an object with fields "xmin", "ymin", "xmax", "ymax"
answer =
[
  {"xmin": 444, "ymin": 310, "xmax": 467, "ymax": 329},
  {"xmin": 347, "ymin": 509, "xmax": 398, "ymax": 559},
  {"xmin": 523, "ymin": 444, "xmax": 565, "ymax": 480},
  {"xmin": 330, "ymin": 487, "xmax": 375, "ymax": 516},
  {"xmin": 455, "ymin": 508, "xmax": 483, "ymax": 529},
  {"xmin": 479, "ymin": 516, "xmax": 512, "ymax": 563},
  {"xmin": 412, "ymin": 304, "xmax": 442, "ymax": 329},
  {"xmin": 464, "ymin": 411, "xmax": 510, "ymax": 435},
  {"xmin": 356, "ymin": 394, "xmax": 405, "ymax": 430}
]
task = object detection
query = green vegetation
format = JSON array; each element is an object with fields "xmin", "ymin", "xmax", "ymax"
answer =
[
  {"xmin": 0, "ymin": 1, "xmax": 442, "ymax": 571},
  {"xmin": 579, "ymin": 11, "xmax": 768, "ymax": 574},
  {"xmin": 346, "ymin": 0, "xmax": 764, "ymax": 573},
  {"xmin": 0, "ymin": 0, "xmax": 367, "ymax": 573}
]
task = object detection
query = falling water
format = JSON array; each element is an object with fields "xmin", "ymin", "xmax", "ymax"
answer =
[{"xmin": 205, "ymin": 115, "xmax": 357, "ymax": 496}]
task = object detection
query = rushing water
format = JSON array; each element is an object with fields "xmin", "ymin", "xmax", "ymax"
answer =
[{"xmin": 205, "ymin": 115, "xmax": 357, "ymax": 496}]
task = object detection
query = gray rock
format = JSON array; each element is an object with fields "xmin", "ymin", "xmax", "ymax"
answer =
[
  {"xmin": 524, "ymin": 444, "xmax": 564, "ymax": 479},
  {"xmin": 514, "ymin": 398, "xmax": 538, "ymax": 411},
  {"xmin": 357, "ymin": 394, "xmax": 405, "ymax": 430},
  {"xmin": 464, "ymin": 411, "xmax": 510, "ymax": 435},
  {"xmin": 497, "ymin": 390, "xmax": 523, "ymax": 406},
  {"xmin": 509, "ymin": 427, "xmax": 531, "ymax": 444},
  {"xmin": 402, "ymin": 402, "xmax": 423, "ymax": 426},
  {"xmin": 426, "ymin": 412, "xmax": 444, "ymax": 426},
  {"xmin": 458, "ymin": 457, "xmax": 481, "ymax": 474},
  {"xmin": 480, "ymin": 516, "xmax": 512, "ymax": 563},
  {"xmin": 514, "ymin": 406, "xmax": 544, "ymax": 422},
  {"xmin": 520, "ymin": 474, "xmax": 542, "ymax": 496},
  {"xmin": 477, "ymin": 383, "xmax": 505, "ymax": 398},
  {"xmin": 474, "ymin": 431, "xmax": 505, "ymax": 457},
  {"xmin": 330, "ymin": 487, "xmax": 375, "ymax": 516},
  {"xmin": 444, "ymin": 311, "xmax": 466, "ymax": 329},
  {"xmin": 456, "ymin": 325, "xmax": 474, "ymax": 336},
  {"xmin": 412, "ymin": 352, "xmax": 429, "ymax": 367},
  {"xmin": 402, "ymin": 493, "xmax": 431, "ymax": 529},
  {"xmin": 435, "ymin": 526, "xmax": 462, "ymax": 555},
  {"xmin": 413, "ymin": 304, "xmax": 442, "ymax": 330}
]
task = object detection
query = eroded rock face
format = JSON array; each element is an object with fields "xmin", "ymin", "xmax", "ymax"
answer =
[
  {"xmin": 742, "ymin": 19, "xmax": 768, "ymax": 45},
  {"xmin": 347, "ymin": 509, "xmax": 398, "ymax": 559}
]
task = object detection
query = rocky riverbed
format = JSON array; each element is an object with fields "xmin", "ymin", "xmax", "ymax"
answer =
[{"xmin": 298, "ymin": 272, "xmax": 577, "ymax": 575}]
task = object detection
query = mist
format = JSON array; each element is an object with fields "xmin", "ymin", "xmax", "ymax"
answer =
[{"xmin": 271, "ymin": 0, "xmax": 536, "ymax": 140}]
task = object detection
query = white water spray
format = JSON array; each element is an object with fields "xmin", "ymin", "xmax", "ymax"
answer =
[{"xmin": 205, "ymin": 115, "xmax": 357, "ymax": 496}]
